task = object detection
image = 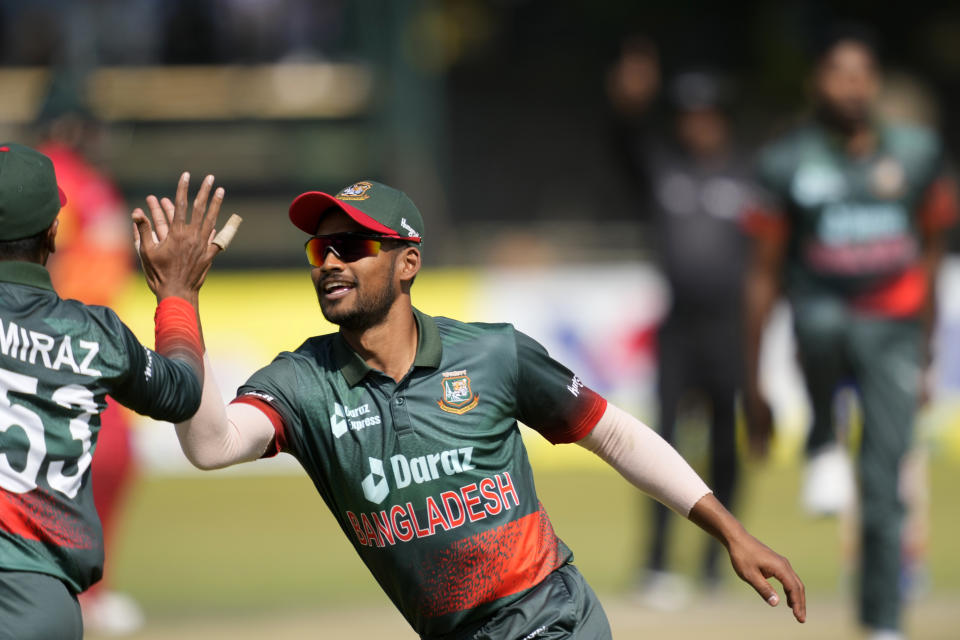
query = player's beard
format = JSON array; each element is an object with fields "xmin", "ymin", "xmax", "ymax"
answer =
[
  {"xmin": 816, "ymin": 101, "xmax": 870, "ymax": 136},
  {"xmin": 317, "ymin": 260, "xmax": 398, "ymax": 332}
]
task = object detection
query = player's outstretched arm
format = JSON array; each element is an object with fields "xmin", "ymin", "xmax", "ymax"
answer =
[
  {"xmin": 174, "ymin": 353, "xmax": 276, "ymax": 470},
  {"xmin": 578, "ymin": 403, "xmax": 805, "ymax": 622},
  {"xmin": 131, "ymin": 172, "xmax": 274, "ymax": 469}
]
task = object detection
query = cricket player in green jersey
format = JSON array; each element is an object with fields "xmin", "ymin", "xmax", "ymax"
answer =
[
  {"xmin": 162, "ymin": 179, "xmax": 806, "ymax": 638},
  {"xmin": 743, "ymin": 34, "xmax": 957, "ymax": 640},
  {"xmin": 0, "ymin": 146, "xmax": 228, "ymax": 640}
]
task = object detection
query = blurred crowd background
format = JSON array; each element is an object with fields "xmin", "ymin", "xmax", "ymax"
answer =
[{"xmin": 3, "ymin": 0, "xmax": 960, "ymax": 267}]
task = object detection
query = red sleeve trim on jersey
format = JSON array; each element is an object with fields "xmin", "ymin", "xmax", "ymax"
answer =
[
  {"xmin": 741, "ymin": 206, "xmax": 789, "ymax": 242},
  {"xmin": 154, "ymin": 296, "xmax": 204, "ymax": 376},
  {"xmin": 230, "ymin": 395, "xmax": 288, "ymax": 457},
  {"xmin": 918, "ymin": 177, "xmax": 960, "ymax": 234},
  {"xmin": 550, "ymin": 394, "xmax": 608, "ymax": 445}
]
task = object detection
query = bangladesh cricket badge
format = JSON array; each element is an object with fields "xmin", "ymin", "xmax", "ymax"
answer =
[
  {"xmin": 438, "ymin": 370, "xmax": 480, "ymax": 414},
  {"xmin": 337, "ymin": 181, "xmax": 373, "ymax": 200}
]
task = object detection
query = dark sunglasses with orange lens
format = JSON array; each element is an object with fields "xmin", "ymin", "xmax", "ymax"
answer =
[{"xmin": 304, "ymin": 232, "xmax": 392, "ymax": 266}]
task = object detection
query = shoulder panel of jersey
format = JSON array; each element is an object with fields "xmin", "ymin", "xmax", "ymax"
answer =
[
  {"xmin": 57, "ymin": 301, "xmax": 139, "ymax": 383},
  {"xmin": 233, "ymin": 332, "xmax": 342, "ymax": 456},
  {"xmin": 421, "ymin": 316, "xmax": 606, "ymax": 446},
  {"xmin": 755, "ymin": 124, "xmax": 826, "ymax": 201},
  {"xmin": 880, "ymin": 122, "xmax": 941, "ymax": 162}
]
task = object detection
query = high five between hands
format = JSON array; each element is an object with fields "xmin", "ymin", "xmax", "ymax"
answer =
[{"xmin": 131, "ymin": 172, "xmax": 241, "ymax": 306}]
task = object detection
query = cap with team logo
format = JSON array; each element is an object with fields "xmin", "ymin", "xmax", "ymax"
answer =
[
  {"xmin": 289, "ymin": 180, "xmax": 424, "ymax": 243},
  {"xmin": 0, "ymin": 143, "xmax": 67, "ymax": 241}
]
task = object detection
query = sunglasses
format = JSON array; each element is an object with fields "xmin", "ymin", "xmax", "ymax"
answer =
[{"xmin": 304, "ymin": 232, "xmax": 394, "ymax": 266}]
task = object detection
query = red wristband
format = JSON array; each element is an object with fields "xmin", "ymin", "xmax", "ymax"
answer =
[{"xmin": 155, "ymin": 297, "xmax": 204, "ymax": 363}]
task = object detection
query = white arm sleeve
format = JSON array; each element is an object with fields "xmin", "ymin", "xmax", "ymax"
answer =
[
  {"xmin": 174, "ymin": 354, "xmax": 277, "ymax": 470},
  {"xmin": 577, "ymin": 402, "xmax": 712, "ymax": 516}
]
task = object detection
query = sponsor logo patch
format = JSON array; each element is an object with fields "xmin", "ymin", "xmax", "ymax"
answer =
[
  {"xmin": 567, "ymin": 375, "xmax": 584, "ymax": 397},
  {"xmin": 241, "ymin": 390, "xmax": 276, "ymax": 404},
  {"xmin": 437, "ymin": 370, "xmax": 479, "ymax": 414},
  {"xmin": 337, "ymin": 181, "xmax": 373, "ymax": 201},
  {"xmin": 359, "ymin": 447, "xmax": 476, "ymax": 504},
  {"xmin": 360, "ymin": 457, "xmax": 389, "ymax": 504},
  {"xmin": 330, "ymin": 402, "xmax": 381, "ymax": 438},
  {"xmin": 400, "ymin": 217, "xmax": 420, "ymax": 238}
]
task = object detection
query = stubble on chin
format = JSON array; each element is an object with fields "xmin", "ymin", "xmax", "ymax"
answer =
[{"xmin": 317, "ymin": 269, "xmax": 398, "ymax": 332}]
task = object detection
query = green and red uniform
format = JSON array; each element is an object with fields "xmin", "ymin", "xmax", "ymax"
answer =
[
  {"xmin": 746, "ymin": 121, "xmax": 958, "ymax": 631},
  {"xmin": 0, "ymin": 262, "xmax": 202, "ymax": 638},
  {"xmin": 234, "ymin": 309, "xmax": 612, "ymax": 638}
]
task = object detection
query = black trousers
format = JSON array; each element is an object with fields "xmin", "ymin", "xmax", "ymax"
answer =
[{"xmin": 645, "ymin": 308, "xmax": 741, "ymax": 581}]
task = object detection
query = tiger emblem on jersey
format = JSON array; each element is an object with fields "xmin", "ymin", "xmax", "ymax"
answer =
[{"xmin": 438, "ymin": 371, "xmax": 480, "ymax": 414}]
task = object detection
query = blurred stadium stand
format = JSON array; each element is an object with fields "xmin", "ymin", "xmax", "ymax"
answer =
[{"xmin": 1, "ymin": 1, "xmax": 959, "ymax": 268}]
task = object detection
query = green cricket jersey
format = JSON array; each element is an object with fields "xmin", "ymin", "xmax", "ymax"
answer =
[
  {"xmin": 754, "ymin": 121, "xmax": 951, "ymax": 312},
  {"xmin": 0, "ymin": 261, "xmax": 202, "ymax": 593},
  {"xmin": 234, "ymin": 309, "xmax": 607, "ymax": 638}
]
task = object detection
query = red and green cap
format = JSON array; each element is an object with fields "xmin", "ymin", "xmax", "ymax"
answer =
[
  {"xmin": 289, "ymin": 180, "xmax": 423, "ymax": 243},
  {"xmin": 0, "ymin": 143, "xmax": 67, "ymax": 241}
]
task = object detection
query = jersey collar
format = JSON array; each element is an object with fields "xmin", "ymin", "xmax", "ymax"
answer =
[
  {"xmin": 0, "ymin": 261, "xmax": 55, "ymax": 292},
  {"xmin": 333, "ymin": 307, "xmax": 443, "ymax": 386}
]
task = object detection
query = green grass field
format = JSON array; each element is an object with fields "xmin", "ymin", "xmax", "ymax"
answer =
[{"xmin": 93, "ymin": 456, "xmax": 960, "ymax": 639}]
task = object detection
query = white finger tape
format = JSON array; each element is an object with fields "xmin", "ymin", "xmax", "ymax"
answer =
[{"xmin": 212, "ymin": 214, "xmax": 243, "ymax": 251}]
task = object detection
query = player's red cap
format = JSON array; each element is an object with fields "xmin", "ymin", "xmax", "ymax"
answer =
[{"xmin": 289, "ymin": 180, "xmax": 423, "ymax": 242}]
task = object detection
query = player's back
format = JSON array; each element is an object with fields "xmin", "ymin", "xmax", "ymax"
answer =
[
  {"xmin": 0, "ymin": 264, "xmax": 141, "ymax": 592},
  {"xmin": 0, "ymin": 261, "xmax": 201, "ymax": 593}
]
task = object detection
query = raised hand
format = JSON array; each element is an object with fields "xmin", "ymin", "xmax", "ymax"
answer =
[{"xmin": 132, "ymin": 172, "xmax": 225, "ymax": 305}]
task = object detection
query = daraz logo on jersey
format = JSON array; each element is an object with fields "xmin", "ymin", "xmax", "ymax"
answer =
[
  {"xmin": 360, "ymin": 448, "xmax": 475, "ymax": 504},
  {"xmin": 330, "ymin": 402, "xmax": 382, "ymax": 438},
  {"xmin": 361, "ymin": 457, "xmax": 390, "ymax": 503}
]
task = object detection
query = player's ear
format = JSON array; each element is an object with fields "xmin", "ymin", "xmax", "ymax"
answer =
[
  {"xmin": 397, "ymin": 245, "xmax": 421, "ymax": 287},
  {"xmin": 45, "ymin": 218, "xmax": 59, "ymax": 256}
]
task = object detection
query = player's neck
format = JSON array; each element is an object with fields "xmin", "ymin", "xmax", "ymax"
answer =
[
  {"xmin": 340, "ymin": 299, "xmax": 418, "ymax": 382},
  {"xmin": 818, "ymin": 111, "xmax": 878, "ymax": 157},
  {"xmin": 842, "ymin": 125, "xmax": 877, "ymax": 157}
]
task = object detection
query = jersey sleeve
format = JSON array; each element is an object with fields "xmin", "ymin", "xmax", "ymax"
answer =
[
  {"xmin": 107, "ymin": 318, "xmax": 202, "ymax": 423},
  {"xmin": 234, "ymin": 354, "xmax": 302, "ymax": 458},
  {"xmin": 513, "ymin": 329, "xmax": 607, "ymax": 445},
  {"xmin": 741, "ymin": 141, "xmax": 794, "ymax": 241},
  {"xmin": 917, "ymin": 176, "xmax": 959, "ymax": 233},
  {"xmin": 914, "ymin": 136, "xmax": 959, "ymax": 234}
]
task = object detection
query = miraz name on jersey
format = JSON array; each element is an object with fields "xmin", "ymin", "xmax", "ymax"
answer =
[{"xmin": 0, "ymin": 316, "xmax": 102, "ymax": 376}]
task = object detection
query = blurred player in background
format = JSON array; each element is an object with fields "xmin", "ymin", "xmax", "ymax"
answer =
[
  {"xmin": 150, "ymin": 179, "xmax": 806, "ymax": 639},
  {"xmin": 33, "ymin": 80, "xmax": 145, "ymax": 635},
  {"xmin": 608, "ymin": 41, "xmax": 752, "ymax": 608},
  {"xmin": 0, "ymin": 150, "xmax": 219, "ymax": 639},
  {"xmin": 743, "ymin": 32, "xmax": 957, "ymax": 640}
]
